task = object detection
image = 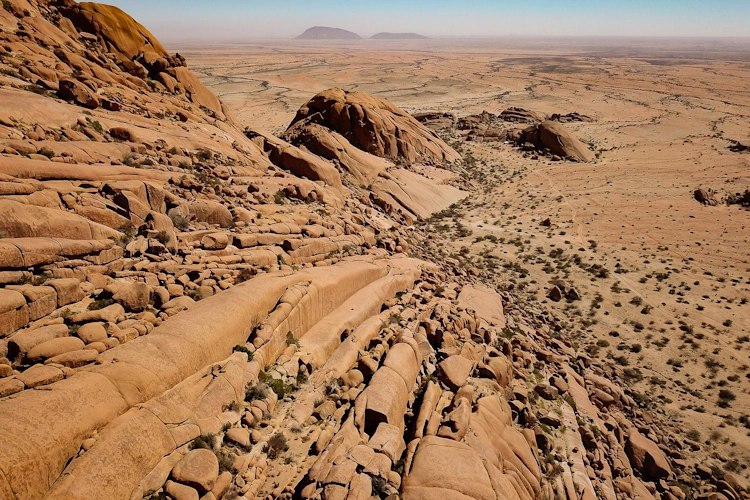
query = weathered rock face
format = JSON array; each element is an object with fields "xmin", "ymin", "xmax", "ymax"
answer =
[
  {"xmin": 370, "ymin": 168, "xmax": 466, "ymax": 221},
  {"xmin": 282, "ymin": 122, "xmax": 390, "ymax": 186},
  {"xmin": 251, "ymin": 130, "xmax": 344, "ymax": 190},
  {"xmin": 58, "ymin": 2, "xmax": 169, "ymax": 62},
  {"xmin": 58, "ymin": 79, "xmax": 100, "ymax": 109},
  {"xmin": 500, "ymin": 106, "xmax": 546, "ymax": 123},
  {"xmin": 287, "ymin": 88, "xmax": 461, "ymax": 164},
  {"xmin": 0, "ymin": 3, "xmax": 701, "ymax": 500},
  {"xmin": 625, "ymin": 429, "xmax": 672, "ymax": 480},
  {"xmin": 518, "ymin": 120, "xmax": 595, "ymax": 162},
  {"xmin": 0, "ymin": 200, "xmax": 122, "ymax": 240},
  {"xmin": 170, "ymin": 449, "xmax": 219, "ymax": 493}
]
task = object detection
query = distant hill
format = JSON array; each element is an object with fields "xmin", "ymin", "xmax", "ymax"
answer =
[
  {"xmin": 371, "ymin": 32, "xmax": 429, "ymax": 40},
  {"xmin": 296, "ymin": 27, "xmax": 361, "ymax": 40}
]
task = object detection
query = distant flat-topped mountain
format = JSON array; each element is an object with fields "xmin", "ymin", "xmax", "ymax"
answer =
[
  {"xmin": 296, "ymin": 26, "xmax": 362, "ymax": 40},
  {"xmin": 371, "ymin": 32, "xmax": 429, "ymax": 40}
]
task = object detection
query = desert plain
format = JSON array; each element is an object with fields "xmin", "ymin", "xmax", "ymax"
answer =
[{"xmin": 183, "ymin": 36, "xmax": 750, "ymax": 463}]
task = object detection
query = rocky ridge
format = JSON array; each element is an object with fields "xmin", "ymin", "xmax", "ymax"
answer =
[
  {"xmin": 370, "ymin": 33, "xmax": 428, "ymax": 40},
  {"xmin": 295, "ymin": 27, "xmax": 361, "ymax": 40},
  {"xmin": 0, "ymin": 2, "xmax": 746, "ymax": 500}
]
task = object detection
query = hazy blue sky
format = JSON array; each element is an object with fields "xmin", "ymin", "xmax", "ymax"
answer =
[{"xmin": 104, "ymin": 0, "xmax": 750, "ymax": 40}]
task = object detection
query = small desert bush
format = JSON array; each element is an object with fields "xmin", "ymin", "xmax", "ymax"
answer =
[{"xmin": 266, "ymin": 432, "xmax": 288, "ymax": 459}]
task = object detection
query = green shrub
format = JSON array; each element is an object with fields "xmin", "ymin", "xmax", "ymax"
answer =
[
  {"xmin": 266, "ymin": 432, "xmax": 288, "ymax": 459},
  {"xmin": 189, "ymin": 433, "xmax": 216, "ymax": 450},
  {"xmin": 88, "ymin": 297, "xmax": 114, "ymax": 311},
  {"xmin": 233, "ymin": 345, "xmax": 253, "ymax": 360},
  {"xmin": 267, "ymin": 378, "xmax": 293, "ymax": 399},
  {"xmin": 274, "ymin": 190, "xmax": 287, "ymax": 205},
  {"xmin": 155, "ymin": 231, "xmax": 171, "ymax": 245},
  {"xmin": 285, "ymin": 332, "xmax": 299, "ymax": 347},
  {"xmin": 195, "ymin": 148, "xmax": 212, "ymax": 161},
  {"xmin": 244, "ymin": 383, "xmax": 267, "ymax": 403},
  {"xmin": 38, "ymin": 147, "xmax": 54, "ymax": 159},
  {"xmin": 223, "ymin": 400, "xmax": 241, "ymax": 412},
  {"xmin": 169, "ymin": 212, "xmax": 190, "ymax": 231},
  {"xmin": 718, "ymin": 389, "xmax": 736, "ymax": 408},
  {"xmin": 86, "ymin": 118, "xmax": 103, "ymax": 134}
]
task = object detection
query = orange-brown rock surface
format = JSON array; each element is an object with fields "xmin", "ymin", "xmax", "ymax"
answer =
[
  {"xmin": 287, "ymin": 87, "xmax": 461, "ymax": 164},
  {"xmin": 0, "ymin": 2, "xmax": 739, "ymax": 500}
]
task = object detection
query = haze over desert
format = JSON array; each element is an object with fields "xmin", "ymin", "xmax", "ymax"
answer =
[{"xmin": 0, "ymin": 1, "xmax": 749, "ymax": 500}]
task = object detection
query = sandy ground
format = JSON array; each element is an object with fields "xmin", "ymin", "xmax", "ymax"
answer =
[{"xmin": 180, "ymin": 38, "xmax": 750, "ymax": 472}]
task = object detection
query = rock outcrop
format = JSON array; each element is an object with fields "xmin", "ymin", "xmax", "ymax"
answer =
[
  {"xmin": 518, "ymin": 121, "xmax": 595, "ymax": 162},
  {"xmin": 287, "ymin": 88, "xmax": 461, "ymax": 164},
  {"xmin": 0, "ymin": 3, "xmax": 721, "ymax": 500},
  {"xmin": 295, "ymin": 27, "xmax": 361, "ymax": 40}
]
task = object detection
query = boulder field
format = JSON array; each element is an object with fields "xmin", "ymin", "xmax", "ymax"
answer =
[{"xmin": 0, "ymin": 2, "xmax": 741, "ymax": 500}]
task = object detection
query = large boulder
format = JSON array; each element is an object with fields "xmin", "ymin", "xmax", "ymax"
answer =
[
  {"xmin": 59, "ymin": 3, "xmax": 169, "ymax": 61},
  {"xmin": 625, "ymin": 429, "xmax": 672, "ymax": 480},
  {"xmin": 457, "ymin": 285, "xmax": 505, "ymax": 329},
  {"xmin": 402, "ymin": 436, "xmax": 496, "ymax": 500},
  {"xmin": 57, "ymin": 79, "xmax": 99, "ymax": 109},
  {"xmin": 518, "ymin": 120, "xmax": 594, "ymax": 162},
  {"xmin": 105, "ymin": 281, "xmax": 151, "ymax": 312},
  {"xmin": 169, "ymin": 201, "xmax": 232, "ymax": 228},
  {"xmin": 362, "ymin": 341, "xmax": 421, "ymax": 434},
  {"xmin": 500, "ymin": 107, "xmax": 546, "ymax": 123},
  {"xmin": 170, "ymin": 449, "xmax": 219, "ymax": 493},
  {"xmin": 26, "ymin": 337, "xmax": 85, "ymax": 362},
  {"xmin": 0, "ymin": 200, "xmax": 122, "ymax": 240},
  {"xmin": 694, "ymin": 188, "xmax": 719, "ymax": 206},
  {"xmin": 7, "ymin": 324, "xmax": 69, "ymax": 360},
  {"xmin": 0, "ymin": 289, "xmax": 29, "ymax": 338},
  {"xmin": 438, "ymin": 355, "xmax": 474, "ymax": 391},
  {"xmin": 166, "ymin": 67, "xmax": 226, "ymax": 120},
  {"xmin": 287, "ymin": 88, "xmax": 460, "ymax": 164}
]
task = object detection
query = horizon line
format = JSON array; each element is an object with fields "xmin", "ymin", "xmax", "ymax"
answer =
[{"xmin": 162, "ymin": 34, "xmax": 750, "ymax": 42}]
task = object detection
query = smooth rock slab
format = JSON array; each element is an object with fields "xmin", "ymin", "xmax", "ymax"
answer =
[
  {"xmin": 26, "ymin": 337, "xmax": 84, "ymax": 362},
  {"xmin": 438, "ymin": 355, "xmax": 474, "ymax": 391},
  {"xmin": 6, "ymin": 285, "xmax": 57, "ymax": 321},
  {"xmin": 46, "ymin": 278, "xmax": 82, "ymax": 308},
  {"xmin": 0, "ymin": 289, "xmax": 29, "ymax": 337},
  {"xmin": 76, "ymin": 322, "xmax": 107, "ymax": 344},
  {"xmin": 0, "ymin": 377, "xmax": 24, "ymax": 397},
  {"xmin": 165, "ymin": 480, "xmax": 199, "ymax": 500},
  {"xmin": 224, "ymin": 427, "xmax": 250, "ymax": 447},
  {"xmin": 7, "ymin": 323, "xmax": 68, "ymax": 360},
  {"xmin": 16, "ymin": 364, "xmax": 64, "ymax": 388},
  {"xmin": 45, "ymin": 349, "xmax": 99, "ymax": 368},
  {"xmin": 171, "ymin": 448, "xmax": 219, "ymax": 493}
]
